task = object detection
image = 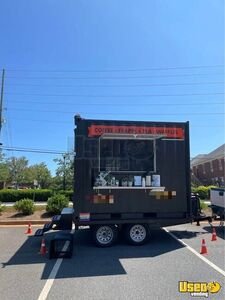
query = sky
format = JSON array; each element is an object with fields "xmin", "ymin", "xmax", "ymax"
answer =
[{"xmin": 0, "ymin": 0, "xmax": 224, "ymax": 174}]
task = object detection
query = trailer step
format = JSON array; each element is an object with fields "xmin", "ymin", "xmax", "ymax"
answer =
[
  {"xmin": 34, "ymin": 212, "xmax": 70, "ymax": 237},
  {"xmin": 34, "ymin": 222, "xmax": 54, "ymax": 236},
  {"xmin": 43, "ymin": 222, "xmax": 53, "ymax": 232},
  {"xmin": 52, "ymin": 215, "xmax": 61, "ymax": 222},
  {"xmin": 34, "ymin": 229, "xmax": 44, "ymax": 236}
]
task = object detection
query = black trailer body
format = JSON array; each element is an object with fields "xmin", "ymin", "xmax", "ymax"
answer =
[{"xmin": 74, "ymin": 115, "xmax": 191, "ymax": 228}]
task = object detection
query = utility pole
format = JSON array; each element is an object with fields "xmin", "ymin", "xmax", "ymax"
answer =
[
  {"xmin": 63, "ymin": 154, "xmax": 66, "ymax": 191},
  {"xmin": 0, "ymin": 69, "xmax": 5, "ymax": 145}
]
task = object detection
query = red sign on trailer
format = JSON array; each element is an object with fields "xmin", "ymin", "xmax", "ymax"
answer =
[{"xmin": 88, "ymin": 125, "xmax": 184, "ymax": 139}]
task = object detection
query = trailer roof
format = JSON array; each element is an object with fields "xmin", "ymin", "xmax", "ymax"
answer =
[{"xmin": 74, "ymin": 115, "xmax": 189, "ymax": 126}]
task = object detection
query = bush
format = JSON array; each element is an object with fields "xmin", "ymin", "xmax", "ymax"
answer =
[
  {"xmin": 46, "ymin": 194, "xmax": 69, "ymax": 215},
  {"xmin": 14, "ymin": 199, "xmax": 35, "ymax": 215},
  {"xmin": 58, "ymin": 190, "xmax": 73, "ymax": 201},
  {"xmin": 0, "ymin": 189, "xmax": 53, "ymax": 202},
  {"xmin": 0, "ymin": 202, "xmax": 5, "ymax": 214},
  {"xmin": 192, "ymin": 185, "xmax": 216, "ymax": 200},
  {"xmin": 200, "ymin": 200, "xmax": 208, "ymax": 210}
]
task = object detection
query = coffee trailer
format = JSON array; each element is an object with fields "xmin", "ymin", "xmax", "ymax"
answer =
[{"xmin": 36, "ymin": 115, "xmax": 196, "ymax": 247}]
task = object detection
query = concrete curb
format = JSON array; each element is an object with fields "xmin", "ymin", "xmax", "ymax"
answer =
[{"xmin": 0, "ymin": 220, "xmax": 50, "ymax": 226}]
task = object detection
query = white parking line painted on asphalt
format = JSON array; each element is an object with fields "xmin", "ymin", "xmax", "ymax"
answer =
[
  {"xmin": 37, "ymin": 257, "xmax": 64, "ymax": 300},
  {"xmin": 163, "ymin": 228, "xmax": 225, "ymax": 277},
  {"xmin": 37, "ymin": 229, "xmax": 75, "ymax": 300}
]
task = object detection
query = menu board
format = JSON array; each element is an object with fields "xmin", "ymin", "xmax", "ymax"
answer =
[{"xmin": 100, "ymin": 139, "xmax": 154, "ymax": 172}]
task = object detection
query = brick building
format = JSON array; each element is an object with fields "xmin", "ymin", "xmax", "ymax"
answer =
[{"xmin": 191, "ymin": 144, "xmax": 225, "ymax": 186}]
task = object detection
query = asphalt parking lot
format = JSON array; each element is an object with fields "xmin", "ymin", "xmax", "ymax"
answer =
[{"xmin": 0, "ymin": 223, "xmax": 224, "ymax": 300}]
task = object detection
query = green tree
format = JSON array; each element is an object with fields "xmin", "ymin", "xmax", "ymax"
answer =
[
  {"xmin": 6, "ymin": 156, "xmax": 29, "ymax": 187},
  {"xmin": 28, "ymin": 163, "xmax": 52, "ymax": 188},
  {"xmin": 53, "ymin": 154, "xmax": 73, "ymax": 190},
  {"xmin": 0, "ymin": 152, "xmax": 9, "ymax": 184}
]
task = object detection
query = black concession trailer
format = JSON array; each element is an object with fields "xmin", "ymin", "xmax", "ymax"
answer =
[
  {"xmin": 35, "ymin": 115, "xmax": 197, "ymax": 247},
  {"xmin": 73, "ymin": 115, "xmax": 192, "ymax": 246}
]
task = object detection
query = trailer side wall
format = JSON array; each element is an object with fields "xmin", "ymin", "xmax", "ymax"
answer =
[{"xmin": 74, "ymin": 117, "xmax": 191, "ymax": 226}]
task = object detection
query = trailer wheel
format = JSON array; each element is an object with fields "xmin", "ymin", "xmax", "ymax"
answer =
[
  {"xmin": 92, "ymin": 225, "xmax": 118, "ymax": 247},
  {"xmin": 125, "ymin": 224, "xmax": 150, "ymax": 245}
]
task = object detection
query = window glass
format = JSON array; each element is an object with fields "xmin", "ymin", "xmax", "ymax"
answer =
[{"xmin": 100, "ymin": 139, "xmax": 154, "ymax": 172}]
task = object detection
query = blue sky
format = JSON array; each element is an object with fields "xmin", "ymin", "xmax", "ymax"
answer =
[{"xmin": 0, "ymin": 0, "xmax": 224, "ymax": 174}]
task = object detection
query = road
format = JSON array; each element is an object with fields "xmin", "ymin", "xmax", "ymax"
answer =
[{"xmin": 0, "ymin": 223, "xmax": 224, "ymax": 300}]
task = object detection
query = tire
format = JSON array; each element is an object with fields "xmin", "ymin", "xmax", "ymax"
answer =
[
  {"xmin": 92, "ymin": 224, "xmax": 118, "ymax": 247},
  {"xmin": 124, "ymin": 224, "xmax": 150, "ymax": 245}
]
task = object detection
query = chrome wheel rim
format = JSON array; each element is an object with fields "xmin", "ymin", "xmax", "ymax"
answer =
[
  {"xmin": 130, "ymin": 224, "xmax": 146, "ymax": 242},
  {"xmin": 96, "ymin": 226, "xmax": 114, "ymax": 245}
]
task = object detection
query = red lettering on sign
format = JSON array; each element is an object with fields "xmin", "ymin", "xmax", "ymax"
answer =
[{"xmin": 88, "ymin": 125, "xmax": 184, "ymax": 139}]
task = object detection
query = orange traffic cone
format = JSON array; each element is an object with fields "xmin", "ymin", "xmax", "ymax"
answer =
[
  {"xmin": 200, "ymin": 239, "xmax": 208, "ymax": 254},
  {"xmin": 40, "ymin": 239, "xmax": 47, "ymax": 256},
  {"xmin": 211, "ymin": 227, "xmax": 217, "ymax": 241},
  {"xmin": 25, "ymin": 223, "xmax": 32, "ymax": 234}
]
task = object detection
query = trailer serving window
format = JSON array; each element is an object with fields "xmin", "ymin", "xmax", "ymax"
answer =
[{"xmin": 98, "ymin": 134, "xmax": 162, "ymax": 173}]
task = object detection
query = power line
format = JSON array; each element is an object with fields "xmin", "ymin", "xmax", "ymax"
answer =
[
  {"xmin": 5, "ymin": 81, "xmax": 225, "ymax": 88},
  {"xmin": 5, "ymin": 72, "xmax": 225, "ymax": 80},
  {"xmin": 13, "ymin": 118, "xmax": 71, "ymax": 124},
  {"xmin": 6, "ymin": 64, "xmax": 224, "ymax": 73},
  {"xmin": 7, "ymin": 101, "xmax": 224, "ymax": 107},
  {"xmin": 11, "ymin": 118, "xmax": 70, "ymax": 124},
  {"xmin": 0, "ymin": 145, "xmax": 74, "ymax": 155},
  {"xmin": 2, "ymin": 145, "xmax": 223, "ymax": 158},
  {"xmin": 4, "ymin": 108, "xmax": 225, "ymax": 116},
  {"xmin": 190, "ymin": 125, "xmax": 224, "ymax": 128},
  {"xmin": 7, "ymin": 117, "xmax": 225, "ymax": 126},
  {"xmin": 5, "ymin": 92, "xmax": 224, "ymax": 98}
]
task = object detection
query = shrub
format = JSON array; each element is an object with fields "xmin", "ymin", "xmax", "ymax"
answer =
[
  {"xmin": 192, "ymin": 186, "xmax": 209, "ymax": 199},
  {"xmin": 192, "ymin": 185, "xmax": 217, "ymax": 200},
  {"xmin": 0, "ymin": 202, "xmax": 5, "ymax": 214},
  {"xmin": 58, "ymin": 190, "xmax": 73, "ymax": 201},
  {"xmin": 200, "ymin": 200, "xmax": 208, "ymax": 210},
  {"xmin": 46, "ymin": 194, "xmax": 69, "ymax": 215},
  {"xmin": 14, "ymin": 199, "xmax": 35, "ymax": 215},
  {"xmin": 0, "ymin": 189, "xmax": 53, "ymax": 202}
]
